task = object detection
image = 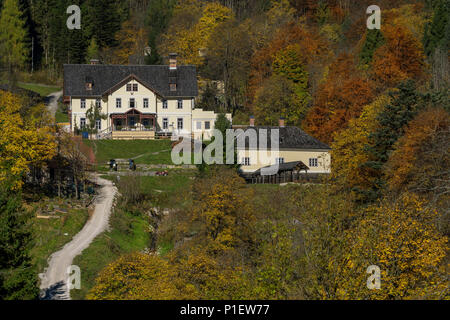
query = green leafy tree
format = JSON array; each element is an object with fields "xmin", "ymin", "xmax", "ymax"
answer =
[{"xmin": 85, "ymin": 102, "xmax": 107, "ymax": 139}]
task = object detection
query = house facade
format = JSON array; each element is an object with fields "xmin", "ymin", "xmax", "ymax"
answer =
[
  {"xmin": 63, "ymin": 55, "xmax": 231, "ymax": 139},
  {"xmin": 236, "ymin": 118, "xmax": 331, "ymax": 175}
]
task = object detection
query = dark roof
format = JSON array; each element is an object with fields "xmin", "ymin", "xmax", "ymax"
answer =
[
  {"xmin": 236, "ymin": 126, "xmax": 331, "ymax": 150},
  {"xmin": 63, "ymin": 64, "xmax": 198, "ymax": 98}
]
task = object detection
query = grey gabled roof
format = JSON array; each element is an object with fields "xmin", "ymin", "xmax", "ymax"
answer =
[
  {"xmin": 237, "ymin": 126, "xmax": 331, "ymax": 150},
  {"xmin": 63, "ymin": 64, "xmax": 198, "ymax": 98}
]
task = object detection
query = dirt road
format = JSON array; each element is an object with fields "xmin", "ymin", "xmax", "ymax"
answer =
[{"xmin": 39, "ymin": 175, "xmax": 117, "ymax": 300}]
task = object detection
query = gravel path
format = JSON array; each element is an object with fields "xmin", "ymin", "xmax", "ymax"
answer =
[
  {"xmin": 39, "ymin": 175, "xmax": 117, "ymax": 300},
  {"xmin": 46, "ymin": 90, "xmax": 63, "ymax": 117}
]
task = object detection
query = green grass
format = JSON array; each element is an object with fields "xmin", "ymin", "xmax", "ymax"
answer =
[
  {"xmin": 70, "ymin": 207, "xmax": 151, "ymax": 300},
  {"xmin": 31, "ymin": 208, "xmax": 89, "ymax": 273},
  {"xmin": 17, "ymin": 82, "xmax": 61, "ymax": 97},
  {"xmin": 55, "ymin": 102, "xmax": 69, "ymax": 123},
  {"xmin": 85, "ymin": 140, "xmax": 173, "ymax": 165}
]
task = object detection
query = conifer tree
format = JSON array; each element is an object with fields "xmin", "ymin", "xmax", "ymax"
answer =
[
  {"xmin": 359, "ymin": 29, "xmax": 384, "ymax": 66},
  {"xmin": 0, "ymin": 186, "xmax": 38, "ymax": 300},
  {"xmin": 0, "ymin": 0, "xmax": 29, "ymax": 74},
  {"xmin": 363, "ymin": 80, "xmax": 422, "ymax": 201}
]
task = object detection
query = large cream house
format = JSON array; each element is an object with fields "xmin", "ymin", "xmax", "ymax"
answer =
[
  {"xmin": 236, "ymin": 118, "xmax": 331, "ymax": 175},
  {"xmin": 63, "ymin": 55, "xmax": 230, "ymax": 139}
]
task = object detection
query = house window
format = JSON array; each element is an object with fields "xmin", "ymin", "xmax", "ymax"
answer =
[
  {"xmin": 243, "ymin": 157, "xmax": 251, "ymax": 166},
  {"xmin": 80, "ymin": 118, "xmax": 86, "ymax": 129},
  {"xmin": 143, "ymin": 98, "xmax": 149, "ymax": 108},
  {"xmin": 116, "ymin": 98, "xmax": 122, "ymax": 108},
  {"xmin": 170, "ymin": 83, "xmax": 177, "ymax": 91},
  {"xmin": 129, "ymin": 117, "xmax": 136, "ymax": 127},
  {"xmin": 133, "ymin": 83, "xmax": 138, "ymax": 92},
  {"xmin": 130, "ymin": 98, "xmax": 135, "ymax": 108},
  {"xmin": 143, "ymin": 119, "xmax": 150, "ymax": 127},
  {"xmin": 96, "ymin": 98, "xmax": 101, "ymax": 108},
  {"xmin": 162, "ymin": 100, "xmax": 168, "ymax": 109},
  {"xmin": 205, "ymin": 121, "xmax": 211, "ymax": 130},
  {"xmin": 276, "ymin": 158, "xmax": 285, "ymax": 164},
  {"xmin": 81, "ymin": 99, "xmax": 86, "ymax": 109},
  {"xmin": 309, "ymin": 158, "xmax": 318, "ymax": 167},
  {"xmin": 196, "ymin": 121, "xmax": 202, "ymax": 130},
  {"xmin": 177, "ymin": 99, "xmax": 183, "ymax": 109},
  {"xmin": 177, "ymin": 118, "xmax": 183, "ymax": 130},
  {"xmin": 163, "ymin": 118, "xmax": 168, "ymax": 130},
  {"xmin": 95, "ymin": 119, "xmax": 101, "ymax": 130},
  {"xmin": 126, "ymin": 84, "xmax": 132, "ymax": 91}
]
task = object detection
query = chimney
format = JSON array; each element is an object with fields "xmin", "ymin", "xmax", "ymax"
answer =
[
  {"xmin": 169, "ymin": 53, "xmax": 177, "ymax": 70},
  {"xmin": 249, "ymin": 115, "xmax": 255, "ymax": 127},
  {"xmin": 279, "ymin": 117, "xmax": 285, "ymax": 128},
  {"xmin": 90, "ymin": 59, "xmax": 100, "ymax": 65}
]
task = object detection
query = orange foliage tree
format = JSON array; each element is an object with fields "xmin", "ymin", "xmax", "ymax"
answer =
[
  {"xmin": 372, "ymin": 25, "xmax": 426, "ymax": 88},
  {"xmin": 303, "ymin": 54, "xmax": 374, "ymax": 144}
]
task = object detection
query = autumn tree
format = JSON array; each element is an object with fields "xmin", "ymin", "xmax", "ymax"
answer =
[
  {"xmin": 372, "ymin": 25, "xmax": 426, "ymax": 88},
  {"xmin": 0, "ymin": 0, "xmax": 29, "ymax": 77},
  {"xmin": 385, "ymin": 107, "xmax": 450, "ymax": 233},
  {"xmin": 338, "ymin": 194, "xmax": 448, "ymax": 299},
  {"xmin": 304, "ymin": 53, "xmax": 374, "ymax": 144},
  {"xmin": 0, "ymin": 90, "xmax": 56, "ymax": 189},
  {"xmin": 113, "ymin": 18, "xmax": 149, "ymax": 65},
  {"xmin": 331, "ymin": 95, "xmax": 390, "ymax": 202}
]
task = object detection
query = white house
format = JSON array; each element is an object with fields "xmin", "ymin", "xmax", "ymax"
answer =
[{"xmin": 63, "ymin": 54, "xmax": 231, "ymax": 140}]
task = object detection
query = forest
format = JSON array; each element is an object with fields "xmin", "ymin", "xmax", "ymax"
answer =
[{"xmin": 0, "ymin": 0, "xmax": 449, "ymax": 300}]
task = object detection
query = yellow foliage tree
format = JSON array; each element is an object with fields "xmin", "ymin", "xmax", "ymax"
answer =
[
  {"xmin": 335, "ymin": 194, "xmax": 448, "ymax": 300},
  {"xmin": 0, "ymin": 90, "xmax": 56, "ymax": 189},
  {"xmin": 330, "ymin": 94, "xmax": 390, "ymax": 201},
  {"xmin": 160, "ymin": 2, "xmax": 233, "ymax": 66}
]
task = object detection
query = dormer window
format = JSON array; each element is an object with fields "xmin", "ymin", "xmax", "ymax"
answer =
[
  {"xmin": 85, "ymin": 76, "xmax": 93, "ymax": 90},
  {"xmin": 170, "ymin": 83, "xmax": 177, "ymax": 92}
]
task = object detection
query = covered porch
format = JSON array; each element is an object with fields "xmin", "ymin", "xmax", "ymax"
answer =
[
  {"xmin": 110, "ymin": 109, "xmax": 156, "ymax": 140},
  {"xmin": 110, "ymin": 109, "xmax": 156, "ymax": 132}
]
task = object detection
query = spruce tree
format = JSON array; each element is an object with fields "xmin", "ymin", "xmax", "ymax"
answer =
[
  {"xmin": 363, "ymin": 80, "xmax": 422, "ymax": 201},
  {"xmin": 0, "ymin": 185, "xmax": 38, "ymax": 300},
  {"xmin": 359, "ymin": 29, "xmax": 384, "ymax": 66},
  {"xmin": 423, "ymin": 0, "xmax": 449, "ymax": 57}
]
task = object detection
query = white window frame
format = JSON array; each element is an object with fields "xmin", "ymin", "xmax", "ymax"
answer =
[
  {"xmin": 196, "ymin": 121, "xmax": 202, "ymax": 130},
  {"xmin": 133, "ymin": 83, "xmax": 138, "ymax": 92},
  {"xmin": 95, "ymin": 119, "xmax": 101, "ymax": 130},
  {"xmin": 80, "ymin": 118, "xmax": 86, "ymax": 129},
  {"xmin": 116, "ymin": 98, "xmax": 122, "ymax": 108},
  {"xmin": 129, "ymin": 98, "xmax": 135, "ymax": 108},
  {"xmin": 177, "ymin": 99, "xmax": 183, "ymax": 109},
  {"xmin": 81, "ymin": 98, "xmax": 86, "ymax": 109},
  {"xmin": 143, "ymin": 98, "xmax": 149, "ymax": 109},
  {"xmin": 95, "ymin": 98, "xmax": 101, "ymax": 109},
  {"xmin": 162, "ymin": 100, "xmax": 168, "ymax": 109},
  {"xmin": 243, "ymin": 157, "xmax": 250, "ymax": 166},
  {"xmin": 309, "ymin": 158, "xmax": 318, "ymax": 167},
  {"xmin": 163, "ymin": 118, "xmax": 168, "ymax": 130},
  {"xmin": 205, "ymin": 121, "xmax": 211, "ymax": 130},
  {"xmin": 276, "ymin": 158, "xmax": 285, "ymax": 164},
  {"xmin": 126, "ymin": 83, "xmax": 132, "ymax": 92}
]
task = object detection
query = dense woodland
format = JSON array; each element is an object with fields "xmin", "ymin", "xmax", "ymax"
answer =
[{"xmin": 0, "ymin": 0, "xmax": 449, "ymax": 299}]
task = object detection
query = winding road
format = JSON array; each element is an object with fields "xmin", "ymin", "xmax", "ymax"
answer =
[{"xmin": 39, "ymin": 175, "xmax": 117, "ymax": 300}]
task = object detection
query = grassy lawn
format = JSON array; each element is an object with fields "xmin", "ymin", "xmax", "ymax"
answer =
[
  {"xmin": 71, "ymin": 204, "xmax": 151, "ymax": 300},
  {"xmin": 85, "ymin": 140, "xmax": 173, "ymax": 165},
  {"xmin": 55, "ymin": 102, "xmax": 69, "ymax": 123},
  {"xmin": 17, "ymin": 82, "xmax": 61, "ymax": 97},
  {"xmin": 31, "ymin": 208, "xmax": 89, "ymax": 274}
]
